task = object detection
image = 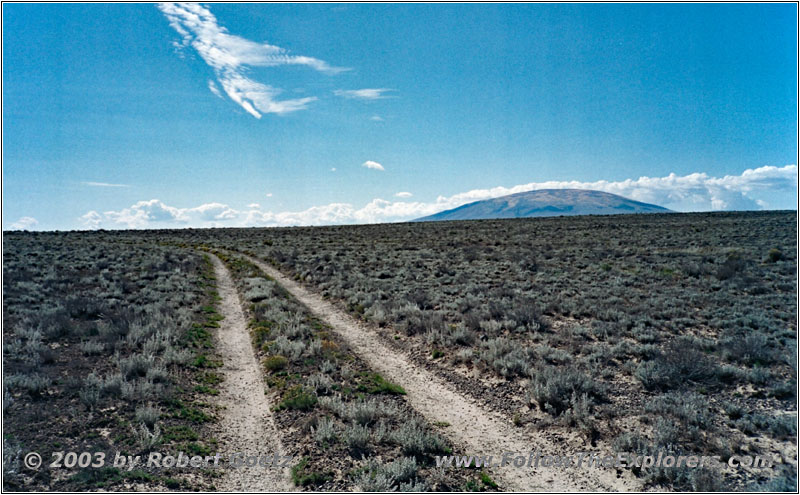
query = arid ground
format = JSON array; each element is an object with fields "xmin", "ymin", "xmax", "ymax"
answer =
[{"xmin": 3, "ymin": 211, "xmax": 797, "ymax": 491}]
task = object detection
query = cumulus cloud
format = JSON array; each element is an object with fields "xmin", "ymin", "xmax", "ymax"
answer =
[
  {"xmin": 10, "ymin": 217, "xmax": 39, "ymax": 230},
  {"xmin": 102, "ymin": 199, "xmax": 185, "ymax": 228},
  {"xmin": 362, "ymin": 160, "xmax": 385, "ymax": 171},
  {"xmin": 189, "ymin": 202, "xmax": 239, "ymax": 221},
  {"xmin": 80, "ymin": 199, "xmax": 239, "ymax": 229},
  {"xmin": 395, "ymin": 191, "xmax": 413, "ymax": 198},
  {"xmin": 78, "ymin": 165, "xmax": 796, "ymax": 230},
  {"xmin": 429, "ymin": 164, "xmax": 797, "ymax": 214},
  {"xmin": 80, "ymin": 211, "xmax": 102, "ymax": 229},
  {"xmin": 159, "ymin": 3, "xmax": 347, "ymax": 118},
  {"xmin": 248, "ymin": 203, "xmax": 261, "ymax": 209},
  {"xmin": 370, "ymin": 115, "xmax": 384, "ymax": 122},
  {"xmin": 334, "ymin": 88, "xmax": 395, "ymax": 100}
]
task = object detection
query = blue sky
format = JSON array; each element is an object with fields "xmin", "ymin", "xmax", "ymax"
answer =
[{"xmin": 3, "ymin": 3, "xmax": 797, "ymax": 230}]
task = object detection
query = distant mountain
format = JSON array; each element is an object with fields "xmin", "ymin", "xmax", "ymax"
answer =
[{"xmin": 413, "ymin": 189, "xmax": 672, "ymax": 222}]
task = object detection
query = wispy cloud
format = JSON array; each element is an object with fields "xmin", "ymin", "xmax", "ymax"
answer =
[
  {"xmin": 362, "ymin": 160, "xmax": 385, "ymax": 171},
  {"xmin": 158, "ymin": 3, "xmax": 348, "ymax": 118},
  {"xmin": 10, "ymin": 216, "xmax": 38, "ymax": 230},
  {"xmin": 208, "ymin": 80, "xmax": 223, "ymax": 98},
  {"xmin": 370, "ymin": 115, "xmax": 384, "ymax": 122},
  {"xmin": 395, "ymin": 191, "xmax": 413, "ymax": 198},
  {"xmin": 334, "ymin": 88, "xmax": 395, "ymax": 100},
  {"xmin": 82, "ymin": 181, "xmax": 130, "ymax": 188},
  {"xmin": 79, "ymin": 165, "xmax": 796, "ymax": 230}
]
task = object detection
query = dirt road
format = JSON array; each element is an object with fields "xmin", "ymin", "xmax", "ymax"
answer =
[{"xmin": 208, "ymin": 254, "xmax": 292, "ymax": 492}]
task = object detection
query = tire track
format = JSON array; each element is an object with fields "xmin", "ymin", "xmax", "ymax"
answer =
[
  {"xmin": 208, "ymin": 254, "xmax": 292, "ymax": 492},
  {"xmin": 240, "ymin": 253, "xmax": 639, "ymax": 492}
]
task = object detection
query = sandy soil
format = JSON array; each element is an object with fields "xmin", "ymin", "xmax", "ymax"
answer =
[
  {"xmin": 208, "ymin": 254, "xmax": 292, "ymax": 492},
  {"xmin": 243, "ymin": 254, "xmax": 641, "ymax": 492}
]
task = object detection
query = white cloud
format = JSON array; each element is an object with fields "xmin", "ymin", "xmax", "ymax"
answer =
[
  {"xmin": 80, "ymin": 211, "xmax": 102, "ymax": 229},
  {"xmin": 10, "ymin": 216, "xmax": 38, "ymax": 230},
  {"xmin": 78, "ymin": 165, "xmax": 796, "ymax": 230},
  {"xmin": 159, "ymin": 3, "xmax": 347, "ymax": 118},
  {"xmin": 208, "ymin": 80, "xmax": 223, "ymax": 98},
  {"xmin": 102, "ymin": 199, "xmax": 186, "ymax": 228},
  {"xmin": 370, "ymin": 115, "xmax": 384, "ymax": 122},
  {"xmin": 334, "ymin": 88, "xmax": 395, "ymax": 100},
  {"xmin": 362, "ymin": 160, "xmax": 385, "ymax": 171},
  {"xmin": 426, "ymin": 164, "xmax": 797, "ymax": 214},
  {"xmin": 188, "ymin": 202, "xmax": 239, "ymax": 220},
  {"xmin": 81, "ymin": 199, "xmax": 239, "ymax": 229},
  {"xmin": 248, "ymin": 203, "xmax": 261, "ymax": 209},
  {"xmin": 395, "ymin": 191, "xmax": 413, "ymax": 198},
  {"xmin": 244, "ymin": 203, "xmax": 355, "ymax": 226},
  {"xmin": 266, "ymin": 192, "xmax": 273, "ymax": 197},
  {"xmin": 82, "ymin": 181, "xmax": 130, "ymax": 188}
]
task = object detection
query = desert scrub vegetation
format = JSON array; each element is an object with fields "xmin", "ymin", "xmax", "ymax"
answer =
[
  {"xmin": 155, "ymin": 210, "xmax": 797, "ymax": 490},
  {"xmin": 212, "ymin": 250, "xmax": 491, "ymax": 491},
  {"xmin": 3, "ymin": 232, "xmax": 224, "ymax": 490}
]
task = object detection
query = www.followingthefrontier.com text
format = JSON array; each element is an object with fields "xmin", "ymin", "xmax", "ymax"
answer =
[{"xmin": 435, "ymin": 451, "xmax": 781, "ymax": 470}]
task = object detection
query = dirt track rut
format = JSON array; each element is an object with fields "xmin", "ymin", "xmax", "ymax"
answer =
[{"xmin": 209, "ymin": 254, "xmax": 292, "ymax": 492}]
